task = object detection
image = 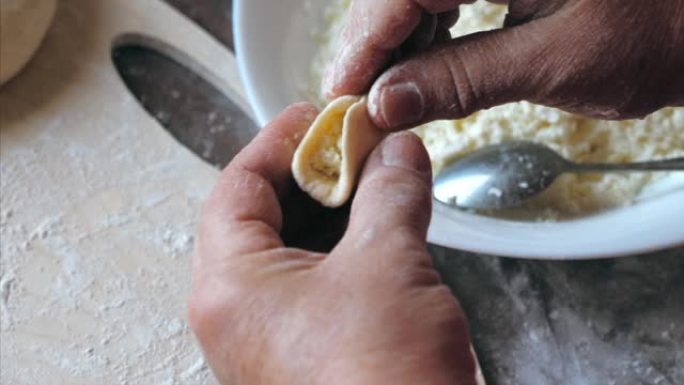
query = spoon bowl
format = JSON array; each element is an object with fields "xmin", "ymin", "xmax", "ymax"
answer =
[{"xmin": 433, "ymin": 141, "xmax": 684, "ymax": 210}]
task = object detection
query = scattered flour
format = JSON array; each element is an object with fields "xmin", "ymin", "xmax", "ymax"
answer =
[
  {"xmin": 0, "ymin": 129, "xmax": 214, "ymax": 384},
  {"xmin": 0, "ymin": 0, "xmax": 233, "ymax": 384}
]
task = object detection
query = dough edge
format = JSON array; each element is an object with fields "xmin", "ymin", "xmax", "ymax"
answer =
[{"xmin": 292, "ymin": 95, "xmax": 384, "ymax": 207}]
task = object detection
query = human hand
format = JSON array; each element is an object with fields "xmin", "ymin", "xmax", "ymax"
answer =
[
  {"xmin": 188, "ymin": 104, "xmax": 477, "ymax": 385},
  {"xmin": 325, "ymin": 0, "xmax": 684, "ymax": 129}
]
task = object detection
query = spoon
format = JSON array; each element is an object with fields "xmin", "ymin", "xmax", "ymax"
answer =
[{"xmin": 433, "ymin": 141, "xmax": 684, "ymax": 210}]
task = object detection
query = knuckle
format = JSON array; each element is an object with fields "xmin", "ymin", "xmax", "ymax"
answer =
[
  {"xmin": 388, "ymin": 176, "xmax": 431, "ymax": 207},
  {"xmin": 389, "ymin": 251, "xmax": 437, "ymax": 284},
  {"xmin": 389, "ymin": 225, "xmax": 430, "ymax": 249},
  {"xmin": 363, "ymin": 170, "xmax": 431, "ymax": 205},
  {"xmin": 436, "ymin": 48, "xmax": 477, "ymax": 118}
]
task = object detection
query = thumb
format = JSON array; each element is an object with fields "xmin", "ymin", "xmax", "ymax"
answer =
[
  {"xmin": 337, "ymin": 132, "xmax": 433, "ymax": 257},
  {"xmin": 368, "ymin": 22, "xmax": 547, "ymax": 130}
]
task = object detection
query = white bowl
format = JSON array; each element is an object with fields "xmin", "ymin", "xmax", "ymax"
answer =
[{"xmin": 233, "ymin": 0, "xmax": 684, "ymax": 259}]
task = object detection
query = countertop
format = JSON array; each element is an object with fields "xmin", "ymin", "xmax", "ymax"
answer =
[{"xmin": 70, "ymin": 0, "xmax": 684, "ymax": 383}]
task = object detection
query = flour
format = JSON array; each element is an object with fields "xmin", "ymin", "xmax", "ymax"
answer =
[
  {"xmin": 0, "ymin": 174, "xmax": 212, "ymax": 383},
  {"xmin": 0, "ymin": 272, "xmax": 16, "ymax": 331},
  {"xmin": 0, "ymin": 0, "xmax": 231, "ymax": 383},
  {"xmin": 159, "ymin": 228, "xmax": 194, "ymax": 258}
]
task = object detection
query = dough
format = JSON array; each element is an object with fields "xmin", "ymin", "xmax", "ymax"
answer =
[
  {"xmin": 0, "ymin": 0, "xmax": 57, "ymax": 85},
  {"xmin": 292, "ymin": 96, "xmax": 384, "ymax": 207}
]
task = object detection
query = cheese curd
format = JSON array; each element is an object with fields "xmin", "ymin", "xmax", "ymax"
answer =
[
  {"xmin": 311, "ymin": 112, "xmax": 344, "ymax": 179},
  {"xmin": 310, "ymin": 1, "xmax": 684, "ymax": 217}
]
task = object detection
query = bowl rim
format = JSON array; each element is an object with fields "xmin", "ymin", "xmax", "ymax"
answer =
[{"xmin": 234, "ymin": 0, "xmax": 272, "ymax": 128}]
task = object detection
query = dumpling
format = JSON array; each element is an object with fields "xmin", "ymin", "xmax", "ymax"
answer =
[{"xmin": 292, "ymin": 96, "xmax": 384, "ymax": 207}]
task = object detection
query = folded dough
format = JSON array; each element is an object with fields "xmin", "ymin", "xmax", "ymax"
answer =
[{"xmin": 292, "ymin": 96, "xmax": 384, "ymax": 207}]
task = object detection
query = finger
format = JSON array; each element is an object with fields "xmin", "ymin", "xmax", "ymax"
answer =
[
  {"xmin": 337, "ymin": 132, "xmax": 433, "ymax": 260},
  {"xmin": 324, "ymin": 0, "xmax": 475, "ymax": 98},
  {"xmin": 367, "ymin": 21, "xmax": 547, "ymax": 130},
  {"xmin": 437, "ymin": 9, "xmax": 460, "ymax": 31},
  {"xmin": 199, "ymin": 103, "xmax": 318, "ymax": 259},
  {"xmin": 401, "ymin": 12, "xmax": 438, "ymax": 55}
]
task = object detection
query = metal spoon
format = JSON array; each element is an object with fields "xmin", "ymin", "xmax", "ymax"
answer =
[{"xmin": 433, "ymin": 141, "xmax": 684, "ymax": 210}]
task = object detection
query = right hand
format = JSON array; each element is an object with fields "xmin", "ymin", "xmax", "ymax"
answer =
[
  {"xmin": 324, "ymin": 0, "xmax": 684, "ymax": 130},
  {"xmin": 189, "ymin": 104, "xmax": 478, "ymax": 385}
]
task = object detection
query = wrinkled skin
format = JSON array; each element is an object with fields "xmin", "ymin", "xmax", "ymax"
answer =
[
  {"xmin": 189, "ymin": 104, "xmax": 477, "ymax": 385},
  {"xmin": 325, "ymin": 0, "xmax": 684, "ymax": 129}
]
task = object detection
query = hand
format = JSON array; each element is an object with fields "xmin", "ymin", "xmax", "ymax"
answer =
[
  {"xmin": 325, "ymin": 0, "xmax": 684, "ymax": 129},
  {"xmin": 188, "ymin": 104, "xmax": 477, "ymax": 385}
]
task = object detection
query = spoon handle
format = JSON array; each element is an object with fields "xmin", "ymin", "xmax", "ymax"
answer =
[{"xmin": 570, "ymin": 157, "xmax": 684, "ymax": 172}]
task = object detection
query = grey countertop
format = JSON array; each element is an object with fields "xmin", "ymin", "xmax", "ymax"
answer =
[
  {"xmin": 432, "ymin": 246, "xmax": 683, "ymax": 384},
  {"xmin": 129, "ymin": 2, "xmax": 683, "ymax": 384}
]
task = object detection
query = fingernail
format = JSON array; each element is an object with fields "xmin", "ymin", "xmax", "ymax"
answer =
[
  {"xmin": 375, "ymin": 82, "xmax": 424, "ymax": 128},
  {"xmin": 382, "ymin": 132, "xmax": 431, "ymax": 174}
]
